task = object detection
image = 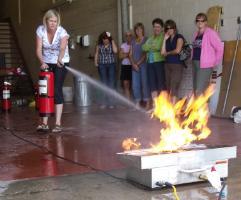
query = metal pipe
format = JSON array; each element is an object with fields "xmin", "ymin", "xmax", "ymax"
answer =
[
  {"xmin": 18, "ymin": 0, "xmax": 21, "ymax": 24},
  {"xmin": 117, "ymin": 0, "xmax": 123, "ymax": 46},
  {"xmin": 120, "ymin": 0, "xmax": 129, "ymax": 37},
  {"xmin": 222, "ymin": 22, "xmax": 241, "ymax": 115},
  {"xmin": 128, "ymin": 0, "xmax": 133, "ymax": 29}
]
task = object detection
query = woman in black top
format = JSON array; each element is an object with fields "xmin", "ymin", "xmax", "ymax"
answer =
[{"xmin": 161, "ymin": 19, "xmax": 184, "ymax": 104}]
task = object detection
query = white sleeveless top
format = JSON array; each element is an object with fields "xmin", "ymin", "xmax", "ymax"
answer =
[{"xmin": 36, "ymin": 25, "xmax": 70, "ymax": 64}]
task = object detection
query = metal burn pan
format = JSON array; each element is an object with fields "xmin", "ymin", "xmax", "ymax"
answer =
[{"xmin": 117, "ymin": 145, "xmax": 237, "ymax": 188}]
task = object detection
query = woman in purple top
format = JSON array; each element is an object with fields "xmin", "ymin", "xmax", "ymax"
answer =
[
  {"xmin": 192, "ymin": 13, "xmax": 223, "ymax": 96},
  {"xmin": 129, "ymin": 23, "xmax": 151, "ymax": 110},
  {"xmin": 161, "ymin": 19, "xmax": 184, "ymax": 104}
]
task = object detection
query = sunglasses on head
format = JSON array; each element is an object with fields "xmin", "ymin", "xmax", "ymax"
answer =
[{"xmin": 196, "ymin": 19, "xmax": 206, "ymax": 23}]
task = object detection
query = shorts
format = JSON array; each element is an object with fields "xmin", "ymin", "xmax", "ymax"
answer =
[{"xmin": 120, "ymin": 65, "xmax": 132, "ymax": 81}]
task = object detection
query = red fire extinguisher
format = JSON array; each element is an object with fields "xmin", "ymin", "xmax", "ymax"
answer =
[
  {"xmin": 38, "ymin": 69, "xmax": 54, "ymax": 117},
  {"xmin": 2, "ymin": 81, "xmax": 11, "ymax": 112}
]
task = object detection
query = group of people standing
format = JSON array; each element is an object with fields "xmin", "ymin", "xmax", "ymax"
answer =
[
  {"xmin": 94, "ymin": 12, "xmax": 224, "ymax": 110},
  {"xmin": 35, "ymin": 9, "xmax": 223, "ymax": 132}
]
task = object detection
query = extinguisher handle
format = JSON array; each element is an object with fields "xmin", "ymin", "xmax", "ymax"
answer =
[
  {"xmin": 4, "ymin": 81, "xmax": 11, "ymax": 86},
  {"xmin": 41, "ymin": 68, "xmax": 53, "ymax": 72},
  {"xmin": 41, "ymin": 68, "xmax": 49, "ymax": 72}
]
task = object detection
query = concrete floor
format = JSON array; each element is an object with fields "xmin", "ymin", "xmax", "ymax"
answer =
[{"xmin": 0, "ymin": 104, "xmax": 241, "ymax": 200}]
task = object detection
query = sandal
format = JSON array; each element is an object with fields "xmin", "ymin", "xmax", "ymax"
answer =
[
  {"xmin": 52, "ymin": 125, "xmax": 63, "ymax": 133},
  {"xmin": 36, "ymin": 124, "xmax": 49, "ymax": 132}
]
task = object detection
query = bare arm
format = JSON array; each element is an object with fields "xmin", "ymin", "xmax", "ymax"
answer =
[
  {"xmin": 111, "ymin": 40, "xmax": 118, "ymax": 54},
  {"xmin": 165, "ymin": 38, "xmax": 184, "ymax": 56},
  {"xmin": 129, "ymin": 45, "xmax": 138, "ymax": 71},
  {"xmin": 36, "ymin": 35, "xmax": 48, "ymax": 69},
  {"xmin": 129, "ymin": 45, "xmax": 134, "ymax": 65},
  {"xmin": 57, "ymin": 36, "xmax": 68, "ymax": 67},
  {"xmin": 36, "ymin": 35, "xmax": 43, "ymax": 64},
  {"xmin": 161, "ymin": 36, "xmax": 168, "ymax": 56},
  {"xmin": 136, "ymin": 52, "xmax": 146, "ymax": 66},
  {"xmin": 94, "ymin": 45, "xmax": 99, "ymax": 67}
]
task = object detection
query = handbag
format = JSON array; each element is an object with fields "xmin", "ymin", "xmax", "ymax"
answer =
[{"xmin": 179, "ymin": 41, "xmax": 192, "ymax": 61}]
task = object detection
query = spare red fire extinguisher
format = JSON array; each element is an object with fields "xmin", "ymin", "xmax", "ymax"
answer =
[
  {"xmin": 2, "ymin": 81, "xmax": 11, "ymax": 112},
  {"xmin": 38, "ymin": 68, "xmax": 54, "ymax": 117}
]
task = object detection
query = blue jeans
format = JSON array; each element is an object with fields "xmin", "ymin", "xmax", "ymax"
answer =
[
  {"xmin": 98, "ymin": 63, "xmax": 116, "ymax": 105},
  {"xmin": 132, "ymin": 63, "xmax": 151, "ymax": 102}
]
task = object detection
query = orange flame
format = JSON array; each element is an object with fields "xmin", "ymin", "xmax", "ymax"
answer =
[
  {"xmin": 122, "ymin": 138, "xmax": 141, "ymax": 151},
  {"xmin": 122, "ymin": 85, "xmax": 215, "ymax": 152}
]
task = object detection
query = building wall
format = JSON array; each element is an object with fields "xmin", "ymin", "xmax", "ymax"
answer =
[
  {"xmin": 1, "ymin": 0, "xmax": 50, "ymax": 82},
  {"xmin": 62, "ymin": 0, "xmax": 118, "ymax": 80},
  {"xmin": 131, "ymin": 0, "xmax": 241, "ymax": 115},
  {"xmin": 1, "ymin": 0, "xmax": 118, "ymax": 86},
  {"xmin": 131, "ymin": 0, "xmax": 241, "ymax": 41}
]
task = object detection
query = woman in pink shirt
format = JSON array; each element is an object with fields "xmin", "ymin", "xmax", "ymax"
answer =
[{"xmin": 192, "ymin": 13, "xmax": 224, "ymax": 96}]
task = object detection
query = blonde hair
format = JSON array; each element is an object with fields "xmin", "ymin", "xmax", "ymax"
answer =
[{"xmin": 43, "ymin": 9, "xmax": 61, "ymax": 27}]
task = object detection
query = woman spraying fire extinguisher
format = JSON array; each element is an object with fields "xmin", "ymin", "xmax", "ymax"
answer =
[{"xmin": 36, "ymin": 9, "xmax": 69, "ymax": 133}]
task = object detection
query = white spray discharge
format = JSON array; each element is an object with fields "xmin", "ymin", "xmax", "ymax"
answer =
[{"xmin": 66, "ymin": 66, "xmax": 145, "ymax": 112}]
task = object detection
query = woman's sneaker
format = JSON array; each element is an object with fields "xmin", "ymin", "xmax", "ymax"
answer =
[
  {"xmin": 36, "ymin": 124, "xmax": 49, "ymax": 132},
  {"xmin": 52, "ymin": 125, "xmax": 63, "ymax": 133}
]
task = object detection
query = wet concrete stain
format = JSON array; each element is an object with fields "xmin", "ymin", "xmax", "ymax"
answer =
[{"xmin": 0, "ymin": 105, "xmax": 240, "ymax": 183}]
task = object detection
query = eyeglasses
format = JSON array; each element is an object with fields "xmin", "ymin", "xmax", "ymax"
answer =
[
  {"xmin": 166, "ymin": 27, "xmax": 174, "ymax": 30},
  {"xmin": 196, "ymin": 19, "xmax": 206, "ymax": 23}
]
